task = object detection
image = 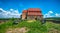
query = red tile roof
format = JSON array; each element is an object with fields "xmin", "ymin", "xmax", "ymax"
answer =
[
  {"xmin": 28, "ymin": 12, "xmax": 42, "ymax": 16},
  {"xmin": 22, "ymin": 8, "xmax": 42, "ymax": 16},
  {"xmin": 28, "ymin": 8, "xmax": 41, "ymax": 11},
  {"xmin": 23, "ymin": 10, "xmax": 27, "ymax": 13}
]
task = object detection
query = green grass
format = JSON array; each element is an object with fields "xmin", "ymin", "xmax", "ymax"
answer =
[{"xmin": 0, "ymin": 20, "xmax": 60, "ymax": 33}]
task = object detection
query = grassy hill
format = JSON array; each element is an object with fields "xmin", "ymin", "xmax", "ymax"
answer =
[
  {"xmin": 45, "ymin": 17, "xmax": 60, "ymax": 20},
  {"xmin": 0, "ymin": 20, "xmax": 60, "ymax": 33}
]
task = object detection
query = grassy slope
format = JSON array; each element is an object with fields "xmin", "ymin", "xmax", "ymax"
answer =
[{"xmin": 0, "ymin": 20, "xmax": 60, "ymax": 33}]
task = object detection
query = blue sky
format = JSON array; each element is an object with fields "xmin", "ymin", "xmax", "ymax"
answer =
[{"xmin": 0, "ymin": 0, "xmax": 60, "ymax": 18}]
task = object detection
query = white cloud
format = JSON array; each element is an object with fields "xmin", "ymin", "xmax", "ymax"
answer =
[
  {"xmin": 0, "ymin": 8, "xmax": 3, "ymax": 10},
  {"xmin": 55, "ymin": 13, "xmax": 60, "ymax": 17},
  {"xmin": 48, "ymin": 11, "xmax": 53, "ymax": 14},
  {"xmin": 44, "ymin": 11, "xmax": 60, "ymax": 18},
  {"xmin": 44, "ymin": 14, "xmax": 51, "ymax": 18},
  {"xmin": 14, "ymin": 10, "xmax": 19, "ymax": 14},
  {"xmin": 10, "ymin": 9, "xmax": 14, "ymax": 11},
  {"xmin": 44, "ymin": 11, "xmax": 53, "ymax": 18},
  {"xmin": 0, "ymin": 8, "xmax": 21, "ymax": 18}
]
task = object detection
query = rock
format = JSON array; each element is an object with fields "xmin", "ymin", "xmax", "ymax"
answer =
[{"xmin": 13, "ymin": 20, "xmax": 19, "ymax": 25}]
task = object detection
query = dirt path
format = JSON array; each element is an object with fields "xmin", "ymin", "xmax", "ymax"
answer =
[
  {"xmin": 6, "ymin": 27, "xmax": 29, "ymax": 33},
  {"xmin": 48, "ymin": 28, "xmax": 60, "ymax": 33}
]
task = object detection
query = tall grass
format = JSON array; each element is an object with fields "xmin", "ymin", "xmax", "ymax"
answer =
[{"xmin": 0, "ymin": 20, "xmax": 60, "ymax": 33}]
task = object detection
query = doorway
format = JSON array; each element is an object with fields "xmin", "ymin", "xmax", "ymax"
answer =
[{"xmin": 35, "ymin": 16, "xmax": 37, "ymax": 20}]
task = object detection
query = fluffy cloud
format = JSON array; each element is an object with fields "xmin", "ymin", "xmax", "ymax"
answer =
[
  {"xmin": 44, "ymin": 11, "xmax": 60, "ymax": 18},
  {"xmin": 55, "ymin": 13, "xmax": 60, "ymax": 17},
  {"xmin": 48, "ymin": 11, "xmax": 53, "ymax": 14},
  {"xmin": 44, "ymin": 11, "xmax": 53, "ymax": 18},
  {"xmin": 0, "ymin": 8, "xmax": 21, "ymax": 18}
]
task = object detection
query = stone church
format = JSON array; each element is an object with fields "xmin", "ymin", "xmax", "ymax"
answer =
[{"xmin": 21, "ymin": 8, "xmax": 43, "ymax": 20}]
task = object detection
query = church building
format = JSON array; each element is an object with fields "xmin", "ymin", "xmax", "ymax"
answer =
[{"xmin": 21, "ymin": 8, "xmax": 43, "ymax": 20}]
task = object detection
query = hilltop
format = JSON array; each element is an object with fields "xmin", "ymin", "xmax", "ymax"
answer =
[{"xmin": 0, "ymin": 20, "xmax": 60, "ymax": 33}]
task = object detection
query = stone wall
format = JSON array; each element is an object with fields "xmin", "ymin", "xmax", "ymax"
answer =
[
  {"xmin": 27, "ymin": 16, "xmax": 43, "ymax": 20},
  {"xmin": 22, "ymin": 13, "xmax": 26, "ymax": 20}
]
